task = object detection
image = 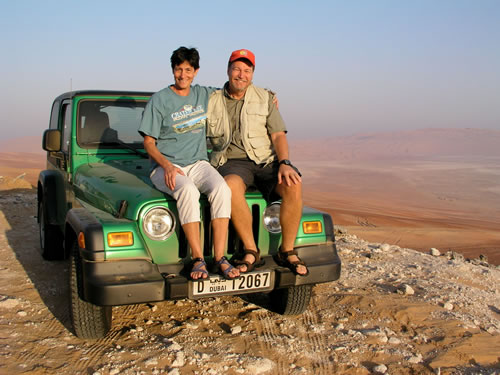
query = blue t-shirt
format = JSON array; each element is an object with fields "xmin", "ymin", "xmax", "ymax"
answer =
[{"xmin": 139, "ymin": 84, "xmax": 216, "ymax": 168}]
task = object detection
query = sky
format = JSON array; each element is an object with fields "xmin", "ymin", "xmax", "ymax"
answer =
[{"xmin": 1, "ymin": 0, "xmax": 499, "ymax": 141}]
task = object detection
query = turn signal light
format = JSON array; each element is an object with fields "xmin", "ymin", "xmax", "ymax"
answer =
[
  {"xmin": 107, "ymin": 232, "xmax": 134, "ymax": 247},
  {"xmin": 303, "ymin": 221, "xmax": 322, "ymax": 234},
  {"xmin": 78, "ymin": 232, "xmax": 86, "ymax": 249}
]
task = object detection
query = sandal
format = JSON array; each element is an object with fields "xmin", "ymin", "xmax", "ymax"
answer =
[
  {"xmin": 274, "ymin": 249, "xmax": 309, "ymax": 276},
  {"xmin": 234, "ymin": 248, "xmax": 264, "ymax": 273},
  {"xmin": 215, "ymin": 256, "xmax": 239, "ymax": 280},
  {"xmin": 190, "ymin": 258, "xmax": 209, "ymax": 280}
]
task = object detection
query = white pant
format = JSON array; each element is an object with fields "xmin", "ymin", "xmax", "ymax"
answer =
[{"xmin": 150, "ymin": 160, "xmax": 231, "ymax": 225}]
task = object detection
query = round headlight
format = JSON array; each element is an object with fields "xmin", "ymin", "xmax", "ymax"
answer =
[
  {"xmin": 263, "ymin": 202, "xmax": 281, "ymax": 233},
  {"xmin": 142, "ymin": 207, "xmax": 176, "ymax": 240}
]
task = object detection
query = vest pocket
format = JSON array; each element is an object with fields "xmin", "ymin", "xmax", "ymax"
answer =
[{"xmin": 207, "ymin": 117, "xmax": 224, "ymax": 137}]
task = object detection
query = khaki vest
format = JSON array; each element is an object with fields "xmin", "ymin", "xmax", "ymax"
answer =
[{"xmin": 207, "ymin": 84, "xmax": 275, "ymax": 167}]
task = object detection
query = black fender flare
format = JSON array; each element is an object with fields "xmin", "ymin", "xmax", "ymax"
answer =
[
  {"xmin": 65, "ymin": 208, "xmax": 105, "ymax": 261},
  {"xmin": 38, "ymin": 170, "xmax": 66, "ymax": 226}
]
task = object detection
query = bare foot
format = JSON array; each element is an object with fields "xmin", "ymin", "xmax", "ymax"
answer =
[
  {"xmin": 236, "ymin": 252, "xmax": 257, "ymax": 273},
  {"xmin": 285, "ymin": 254, "xmax": 308, "ymax": 275},
  {"xmin": 217, "ymin": 258, "xmax": 240, "ymax": 279},
  {"xmin": 191, "ymin": 260, "xmax": 208, "ymax": 280}
]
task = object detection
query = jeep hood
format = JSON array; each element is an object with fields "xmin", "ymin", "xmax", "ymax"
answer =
[{"xmin": 73, "ymin": 160, "xmax": 170, "ymax": 220}]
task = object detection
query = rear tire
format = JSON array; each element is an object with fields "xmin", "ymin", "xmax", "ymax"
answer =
[
  {"xmin": 38, "ymin": 200, "xmax": 64, "ymax": 260},
  {"xmin": 69, "ymin": 241, "xmax": 112, "ymax": 339},
  {"xmin": 270, "ymin": 284, "xmax": 313, "ymax": 315}
]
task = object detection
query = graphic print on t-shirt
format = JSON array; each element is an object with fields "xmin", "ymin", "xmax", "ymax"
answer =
[{"xmin": 171, "ymin": 104, "xmax": 207, "ymax": 134}]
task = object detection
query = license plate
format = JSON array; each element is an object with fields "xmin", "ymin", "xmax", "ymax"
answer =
[{"xmin": 192, "ymin": 270, "xmax": 272, "ymax": 297}]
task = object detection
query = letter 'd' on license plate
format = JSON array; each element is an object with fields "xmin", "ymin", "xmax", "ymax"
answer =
[{"xmin": 192, "ymin": 271, "xmax": 272, "ymax": 297}]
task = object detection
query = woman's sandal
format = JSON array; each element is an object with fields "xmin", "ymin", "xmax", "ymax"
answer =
[
  {"xmin": 234, "ymin": 248, "xmax": 264, "ymax": 273},
  {"xmin": 274, "ymin": 249, "xmax": 309, "ymax": 276},
  {"xmin": 215, "ymin": 256, "xmax": 239, "ymax": 280},
  {"xmin": 190, "ymin": 257, "xmax": 209, "ymax": 280}
]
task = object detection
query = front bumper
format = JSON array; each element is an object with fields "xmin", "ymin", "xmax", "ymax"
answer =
[{"xmin": 80, "ymin": 243, "xmax": 341, "ymax": 306}]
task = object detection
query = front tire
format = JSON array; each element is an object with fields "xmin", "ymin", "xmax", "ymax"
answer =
[
  {"xmin": 270, "ymin": 284, "xmax": 313, "ymax": 315},
  {"xmin": 69, "ymin": 241, "xmax": 112, "ymax": 339},
  {"xmin": 38, "ymin": 200, "xmax": 64, "ymax": 260}
]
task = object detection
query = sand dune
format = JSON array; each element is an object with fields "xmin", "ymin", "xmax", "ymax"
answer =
[{"xmin": 290, "ymin": 128, "xmax": 500, "ymax": 161}]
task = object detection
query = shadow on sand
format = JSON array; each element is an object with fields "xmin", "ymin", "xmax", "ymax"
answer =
[{"xmin": 1, "ymin": 188, "xmax": 72, "ymax": 333}]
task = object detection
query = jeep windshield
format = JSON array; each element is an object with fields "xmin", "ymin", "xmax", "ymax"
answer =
[{"xmin": 77, "ymin": 99, "xmax": 147, "ymax": 149}]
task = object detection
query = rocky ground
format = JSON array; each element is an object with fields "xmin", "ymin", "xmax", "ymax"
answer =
[{"xmin": 0, "ymin": 187, "xmax": 499, "ymax": 374}]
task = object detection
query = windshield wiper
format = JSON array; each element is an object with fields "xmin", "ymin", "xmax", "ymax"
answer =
[
  {"xmin": 83, "ymin": 140, "xmax": 148, "ymax": 158},
  {"xmin": 106, "ymin": 139, "xmax": 149, "ymax": 158}
]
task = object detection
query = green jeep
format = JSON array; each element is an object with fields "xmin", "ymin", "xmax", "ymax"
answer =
[{"xmin": 37, "ymin": 90, "xmax": 341, "ymax": 339}]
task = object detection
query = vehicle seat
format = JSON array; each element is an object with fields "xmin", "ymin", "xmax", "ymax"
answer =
[{"xmin": 80, "ymin": 110, "xmax": 118, "ymax": 144}]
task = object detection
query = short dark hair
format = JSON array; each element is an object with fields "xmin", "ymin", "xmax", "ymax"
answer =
[{"xmin": 171, "ymin": 47, "xmax": 200, "ymax": 70}]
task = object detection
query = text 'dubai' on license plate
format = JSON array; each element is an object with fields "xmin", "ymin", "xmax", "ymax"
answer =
[{"xmin": 193, "ymin": 271, "xmax": 271, "ymax": 296}]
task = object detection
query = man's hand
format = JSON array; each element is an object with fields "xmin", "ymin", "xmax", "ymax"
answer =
[
  {"xmin": 163, "ymin": 163, "xmax": 185, "ymax": 191},
  {"xmin": 278, "ymin": 164, "xmax": 302, "ymax": 186}
]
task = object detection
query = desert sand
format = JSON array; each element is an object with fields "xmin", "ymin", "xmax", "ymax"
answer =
[{"xmin": 297, "ymin": 158, "xmax": 500, "ymax": 266}]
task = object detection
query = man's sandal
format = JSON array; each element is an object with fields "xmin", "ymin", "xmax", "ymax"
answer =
[
  {"xmin": 215, "ymin": 256, "xmax": 239, "ymax": 280},
  {"xmin": 234, "ymin": 248, "xmax": 264, "ymax": 273},
  {"xmin": 190, "ymin": 257, "xmax": 209, "ymax": 280},
  {"xmin": 274, "ymin": 249, "xmax": 309, "ymax": 276}
]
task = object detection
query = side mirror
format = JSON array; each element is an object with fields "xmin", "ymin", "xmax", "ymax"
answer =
[{"xmin": 42, "ymin": 129, "xmax": 61, "ymax": 152}]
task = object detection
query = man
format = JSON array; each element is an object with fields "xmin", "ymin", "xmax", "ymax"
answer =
[
  {"xmin": 207, "ymin": 49, "xmax": 308, "ymax": 276},
  {"xmin": 139, "ymin": 47, "xmax": 239, "ymax": 280}
]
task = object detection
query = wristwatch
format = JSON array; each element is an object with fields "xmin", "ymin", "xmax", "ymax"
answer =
[{"xmin": 279, "ymin": 159, "xmax": 302, "ymax": 177}]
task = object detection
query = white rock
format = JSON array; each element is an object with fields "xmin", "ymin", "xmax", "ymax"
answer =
[
  {"xmin": 401, "ymin": 284, "xmax": 415, "ymax": 295},
  {"xmin": 165, "ymin": 340, "xmax": 182, "ymax": 351},
  {"xmin": 443, "ymin": 302, "xmax": 453, "ymax": 310},
  {"xmin": 245, "ymin": 358, "xmax": 275, "ymax": 374},
  {"xmin": 408, "ymin": 354, "xmax": 423, "ymax": 363},
  {"xmin": 167, "ymin": 369, "xmax": 180, "ymax": 375},
  {"xmin": 430, "ymin": 248, "xmax": 441, "ymax": 256},
  {"xmin": 388, "ymin": 337, "xmax": 401, "ymax": 345},
  {"xmin": 231, "ymin": 325, "xmax": 242, "ymax": 334},
  {"xmin": 0, "ymin": 299, "xmax": 20, "ymax": 309},
  {"xmin": 145, "ymin": 358, "xmax": 158, "ymax": 366},
  {"xmin": 373, "ymin": 364, "xmax": 388, "ymax": 374},
  {"xmin": 379, "ymin": 244, "xmax": 391, "ymax": 252},
  {"xmin": 335, "ymin": 323, "xmax": 344, "ymax": 330},
  {"xmin": 109, "ymin": 369, "xmax": 120, "ymax": 375},
  {"xmin": 378, "ymin": 335, "xmax": 388, "ymax": 343},
  {"xmin": 364, "ymin": 329, "xmax": 382, "ymax": 336},
  {"xmin": 172, "ymin": 352, "xmax": 185, "ymax": 367},
  {"xmin": 17, "ymin": 311, "xmax": 27, "ymax": 317}
]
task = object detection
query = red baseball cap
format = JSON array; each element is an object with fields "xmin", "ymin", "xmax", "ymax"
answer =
[{"xmin": 228, "ymin": 49, "xmax": 255, "ymax": 66}]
